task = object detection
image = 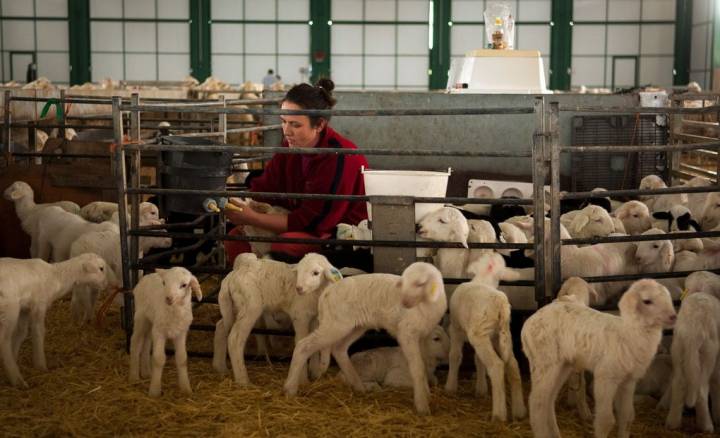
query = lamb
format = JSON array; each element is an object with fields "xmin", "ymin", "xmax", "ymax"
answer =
[
  {"xmin": 128, "ymin": 267, "xmax": 202, "ymax": 397},
  {"xmin": 35, "ymin": 206, "xmax": 118, "ymax": 262},
  {"xmin": 444, "ymin": 253, "xmax": 527, "ymax": 421},
  {"xmin": 0, "ymin": 253, "xmax": 108, "ymax": 388},
  {"xmin": 233, "ymin": 199, "xmax": 290, "ymax": 257},
  {"xmin": 336, "ymin": 219, "xmax": 372, "ymax": 251},
  {"xmin": 416, "ymin": 207, "xmax": 469, "ymax": 278},
  {"xmin": 633, "ymin": 228, "xmax": 681, "ymax": 298},
  {"xmin": 466, "ymin": 219, "xmax": 497, "ymax": 267},
  {"xmin": 212, "ymin": 253, "xmax": 342, "ymax": 385},
  {"xmin": 80, "ymin": 201, "xmax": 160, "ymax": 224},
  {"xmin": 665, "ymin": 271, "xmax": 720, "ymax": 432},
  {"xmin": 522, "ymin": 279, "xmax": 676, "ymax": 438},
  {"xmin": 684, "ymin": 176, "xmax": 712, "ymax": 219},
  {"xmin": 639, "ymin": 174, "xmax": 687, "ymax": 213},
  {"xmin": 556, "ymin": 277, "xmax": 598, "ymax": 422},
  {"xmin": 700, "ymin": 191, "xmax": 720, "ymax": 231},
  {"xmin": 3, "ymin": 181, "xmax": 81, "ymax": 257},
  {"xmin": 69, "ymin": 219, "xmax": 172, "ymax": 323},
  {"xmin": 346, "ymin": 325, "xmax": 449, "ymax": 389},
  {"xmin": 613, "ymin": 201, "xmax": 652, "ymax": 235},
  {"xmin": 283, "ymin": 262, "xmax": 448, "ymax": 415},
  {"xmin": 560, "ymin": 205, "xmax": 615, "ymax": 239}
]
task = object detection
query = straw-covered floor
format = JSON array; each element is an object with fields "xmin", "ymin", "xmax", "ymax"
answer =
[{"xmin": 0, "ymin": 294, "xmax": 713, "ymax": 437}]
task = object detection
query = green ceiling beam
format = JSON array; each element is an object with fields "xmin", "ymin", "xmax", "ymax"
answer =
[
  {"xmin": 68, "ymin": 0, "xmax": 91, "ymax": 85},
  {"xmin": 190, "ymin": 0, "xmax": 211, "ymax": 82},
  {"xmin": 428, "ymin": 0, "xmax": 451, "ymax": 90},
  {"xmin": 549, "ymin": 0, "xmax": 572, "ymax": 91},
  {"xmin": 310, "ymin": 0, "xmax": 331, "ymax": 83},
  {"xmin": 673, "ymin": 0, "xmax": 692, "ymax": 86}
]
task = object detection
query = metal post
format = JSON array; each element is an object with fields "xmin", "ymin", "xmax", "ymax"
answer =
[
  {"xmin": 218, "ymin": 95, "xmax": 228, "ymax": 269},
  {"xmin": 372, "ymin": 196, "xmax": 416, "ymax": 275},
  {"xmin": 112, "ymin": 96, "xmax": 132, "ymax": 349},
  {"xmin": 532, "ymin": 96, "xmax": 546, "ymax": 306},
  {"xmin": 549, "ymin": 102, "xmax": 562, "ymax": 297},
  {"xmin": 59, "ymin": 89, "xmax": 66, "ymax": 141},
  {"xmin": 4, "ymin": 90, "xmax": 12, "ymax": 165},
  {"xmin": 129, "ymin": 93, "xmax": 141, "ymax": 287}
]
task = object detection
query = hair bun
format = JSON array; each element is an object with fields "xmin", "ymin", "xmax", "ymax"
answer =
[{"xmin": 316, "ymin": 78, "xmax": 335, "ymax": 93}]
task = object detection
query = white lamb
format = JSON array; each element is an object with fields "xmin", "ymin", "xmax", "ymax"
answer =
[
  {"xmin": 561, "ymin": 205, "xmax": 615, "ymax": 239},
  {"xmin": 336, "ymin": 219, "xmax": 372, "ymax": 251},
  {"xmin": 639, "ymin": 174, "xmax": 687, "ymax": 213},
  {"xmin": 613, "ymin": 201, "xmax": 652, "ymax": 235},
  {"xmin": 685, "ymin": 176, "xmax": 712, "ymax": 219},
  {"xmin": 556, "ymin": 277, "xmax": 598, "ymax": 422},
  {"xmin": 466, "ymin": 219, "xmax": 497, "ymax": 267},
  {"xmin": 128, "ymin": 267, "xmax": 202, "ymax": 397},
  {"xmin": 445, "ymin": 253, "xmax": 527, "ymax": 422},
  {"xmin": 346, "ymin": 325, "xmax": 449, "ymax": 389},
  {"xmin": 0, "ymin": 253, "xmax": 108, "ymax": 388},
  {"xmin": 3, "ymin": 181, "xmax": 81, "ymax": 258},
  {"xmin": 35, "ymin": 206, "xmax": 118, "ymax": 262},
  {"xmin": 69, "ymin": 219, "xmax": 172, "ymax": 323},
  {"xmin": 283, "ymin": 262, "xmax": 448, "ymax": 415},
  {"xmin": 665, "ymin": 271, "xmax": 720, "ymax": 432},
  {"xmin": 212, "ymin": 253, "xmax": 342, "ymax": 385},
  {"xmin": 235, "ymin": 199, "xmax": 290, "ymax": 257},
  {"xmin": 80, "ymin": 201, "xmax": 160, "ymax": 224},
  {"xmin": 522, "ymin": 279, "xmax": 676, "ymax": 438},
  {"xmin": 416, "ymin": 207, "xmax": 469, "ymax": 278},
  {"xmin": 700, "ymin": 191, "xmax": 720, "ymax": 231},
  {"xmin": 633, "ymin": 228, "xmax": 681, "ymax": 298}
]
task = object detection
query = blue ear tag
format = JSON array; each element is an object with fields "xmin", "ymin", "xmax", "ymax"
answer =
[{"xmin": 330, "ymin": 268, "xmax": 343, "ymax": 282}]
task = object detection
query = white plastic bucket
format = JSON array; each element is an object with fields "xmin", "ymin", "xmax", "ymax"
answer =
[{"xmin": 361, "ymin": 167, "xmax": 451, "ymax": 223}]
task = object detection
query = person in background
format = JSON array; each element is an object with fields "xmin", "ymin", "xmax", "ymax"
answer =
[
  {"xmin": 262, "ymin": 69, "xmax": 276, "ymax": 90},
  {"xmin": 224, "ymin": 78, "xmax": 368, "ymax": 264}
]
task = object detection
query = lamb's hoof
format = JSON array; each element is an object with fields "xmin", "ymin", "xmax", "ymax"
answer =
[
  {"xmin": 491, "ymin": 412, "xmax": 508, "ymax": 423},
  {"xmin": 363, "ymin": 382, "xmax": 382, "ymax": 391},
  {"xmin": 148, "ymin": 388, "xmax": 161, "ymax": 397},
  {"xmin": 283, "ymin": 383, "xmax": 298, "ymax": 397},
  {"xmin": 11, "ymin": 378, "xmax": 29, "ymax": 389},
  {"xmin": 179, "ymin": 386, "xmax": 193, "ymax": 395},
  {"xmin": 665, "ymin": 419, "xmax": 681, "ymax": 430},
  {"xmin": 512, "ymin": 405, "xmax": 528, "ymax": 421},
  {"xmin": 415, "ymin": 405, "xmax": 431, "ymax": 416},
  {"xmin": 444, "ymin": 385, "xmax": 457, "ymax": 395}
]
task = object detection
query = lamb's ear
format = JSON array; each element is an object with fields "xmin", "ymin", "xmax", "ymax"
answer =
[
  {"xmin": 190, "ymin": 275, "xmax": 203, "ymax": 301},
  {"xmin": 325, "ymin": 267, "xmax": 343, "ymax": 283},
  {"xmin": 652, "ymin": 211, "xmax": 672, "ymax": 220},
  {"xmin": 569, "ymin": 213, "xmax": 589, "ymax": 233},
  {"xmin": 426, "ymin": 281, "xmax": 441, "ymax": 302},
  {"xmin": 660, "ymin": 242, "xmax": 674, "ymax": 270},
  {"xmin": 689, "ymin": 219, "xmax": 702, "ymax": 231},
  {"xmin": 587, "ymin": 284, "xmax": 600, "ymax": 305},
  {"xmin": 9, "ymin": 190, "xmax": 23, "ymax": 200},
  {"xmin": 500, "ymin": 267, "xmax": 521, "ymax": 282},
  {"xmin": 394, "ymin": 278, "xmax": 403, "ymax": 289}
]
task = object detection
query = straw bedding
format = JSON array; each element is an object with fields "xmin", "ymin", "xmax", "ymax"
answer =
[{"xmin": 0, "ymin": 292, "xmax": 713, "ymax": 437}]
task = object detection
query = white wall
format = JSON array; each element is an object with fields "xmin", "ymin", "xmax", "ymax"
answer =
[
  {"xmin": 211, "ymin": 0, "xmax": 310, "ymax": 86},
  {"xmin": 689, "ymin": 0, "xmax": 714, "ymax": 89},
  {"xmin": 1, "ymin": 0, "xmax": 70, "ymax": 84},
  {"xmin": 90, "ymin": 0, "xmax": 191, "ymax": 82},
  {"xmin": 331, "ymin": 0, "xmax": 429, "ymax": 90},
  {"xmin": 571, "ymin": 0, "xmax": 676, "ymax": 89}
]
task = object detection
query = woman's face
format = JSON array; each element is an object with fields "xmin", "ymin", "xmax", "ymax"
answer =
[{"xmin": 280, "ymin": 101, "xmax": 325, "ymax": 148}]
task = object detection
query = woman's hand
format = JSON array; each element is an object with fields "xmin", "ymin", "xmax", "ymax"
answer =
[{"xmin": 224, "ymin": 198, "xmax": 256, "ymax": 225}]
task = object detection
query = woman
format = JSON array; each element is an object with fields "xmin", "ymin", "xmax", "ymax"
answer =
[{"xmin": 224, "ymin": 78, "xmax": 368, "ymax": 263}]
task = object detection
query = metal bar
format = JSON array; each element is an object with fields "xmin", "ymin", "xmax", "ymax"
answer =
[
  {"xmin": 171, "ymin": 131, "xmax": 226, "ymax": 137},
  {"xmin": 3, "ymin": 89, "xmax": 11, "ymax": 163},
  {"xmin": 562, "ymin": 230, "xmax": 720, "ymax": 245},
  {"xmin": 559, "ymin": 105, "xmax": 720, "ymax": 114},
  {"xmin": 225, "ymin": 98, "xmax": 281, "ymax": 105},
  {"xmin": 112, "ymin": 96, "xmax": 132, "ymax": 351},
  {"xmin": 129, "ymin": 93, "xmax": 141, "ymax": 288},
  {"xmin": 129, "ymin": 229, "xmax": 533, "ymax": 249},
  {"xmin": 218, "ymin": 95, "xmax": 227, "ymax": 145},
  {"xmin": 673, "ymin": 0, "xmax": 692, "ymax": 83},
  {"xmin": 225, "ymin": 124, "xmax": 282, "ymax": 134},
  {"xmin": 9, "ymin": 96, "xmax": 115, "ymax": 105},
  {"xmin": 123, "ymin": 188, "xmax": 535, "ymax": 205},
  {"xmin": 532, "ymin": 96, "xmax": 547, "ymax": 306},
  {"xmin": 10, "ymin": 152, "xmax": 110, "ymax": 159},
  {"xmin": 577, "ymin": 269, "xmax": 720, "ymax": 283},
  {"xmin": 560, "ymin": 141, "xmax": 720, "ymax": 153},
  {"xmin": 562, "ymin": 185, "xmax": 720, "ymax": 200},
  {"xmin": 671, "ymin": 92, "xmax": 720, "ymax": 100},
  {"xmin": 549, "ymin": 101, "xmax": 562, "ymax": 298},
  {"xmin": 119, "ymin": 104, "xmax": 537, "ymax": 116},
  {"xmin": 682, "ymin": 119, "xmax": 720, "ymax": 132},
  {"xmin": 673, "ymin": 132, "xmax": 719, "ymax": 143},
  {"xmin": 59, "ymin": 89, "xmax": 66, "ymax": 141},
  {"xmin": 125, "ymin": 143, "xmax": 533, "ymax": 158}
]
